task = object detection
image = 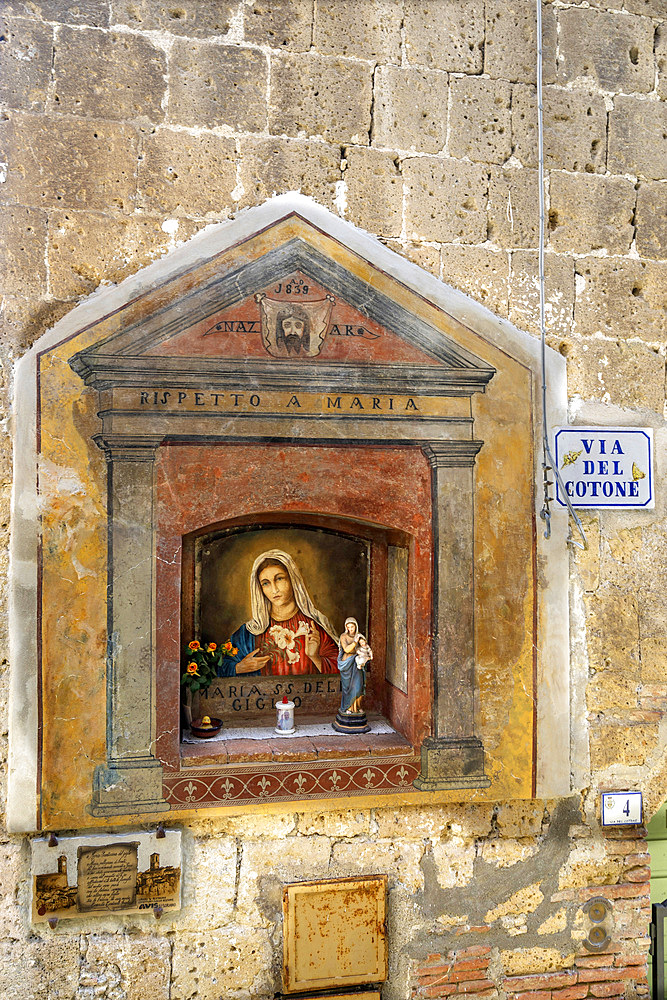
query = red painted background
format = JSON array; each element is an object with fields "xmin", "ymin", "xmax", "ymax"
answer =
[{"xmin": 155, "ymin": 441, "xmax": 433, "ymax": 770}]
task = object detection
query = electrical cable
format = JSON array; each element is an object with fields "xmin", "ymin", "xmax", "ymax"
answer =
[{"xmin": 536, "ymin": 0, "xmax": 587, "ymax": 550}]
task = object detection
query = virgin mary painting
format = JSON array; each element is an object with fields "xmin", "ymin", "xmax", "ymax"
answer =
[{"xmin": 217, "ymin": 549, "xmax": 339, "ymax": 676}]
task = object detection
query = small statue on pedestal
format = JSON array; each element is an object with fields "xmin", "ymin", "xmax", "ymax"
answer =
[{"xmin": 333, "ymin": 617, "xmax": 372, "ymax": 734}]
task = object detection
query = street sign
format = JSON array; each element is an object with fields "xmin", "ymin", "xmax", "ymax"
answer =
[
  {"xmin": 555, "ymin": 427, "xmax": 654, "ymax": 509},
  {"xmin": 601, "ymin": 790, "xmax": 643, "ymax": 826}
]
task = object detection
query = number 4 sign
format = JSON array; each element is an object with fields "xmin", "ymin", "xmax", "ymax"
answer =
[{"xmin": 601, "ymin": 790, "xmax": 643, "ymax": 826}]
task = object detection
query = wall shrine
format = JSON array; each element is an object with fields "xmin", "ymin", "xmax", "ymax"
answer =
[{"xmin": 9, "ymin": 197, "xmax": 568, "ymax": 831}]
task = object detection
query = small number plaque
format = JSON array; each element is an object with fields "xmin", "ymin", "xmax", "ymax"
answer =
[{"xmin": 601, "ymin": 790, "xmax": 643, "ymax": 826}]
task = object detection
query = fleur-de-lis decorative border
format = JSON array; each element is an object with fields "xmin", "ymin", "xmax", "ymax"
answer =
[{"xmin": 163, "ymin": 756, "xmax": 420, "ymax": 808}]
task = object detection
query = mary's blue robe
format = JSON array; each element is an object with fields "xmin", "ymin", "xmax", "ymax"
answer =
[
  {"xmin": 217, "ymin": 624, "xmax": 259, "ymax": 676},
  {"xmin": 337, "ymin": 646, "xmax": 365, "ymax": 713}
]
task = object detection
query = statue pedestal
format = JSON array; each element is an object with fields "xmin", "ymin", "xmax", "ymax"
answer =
[{"xmin": 332, "ymin": 711, "xmax": 371, "ymax": 734}]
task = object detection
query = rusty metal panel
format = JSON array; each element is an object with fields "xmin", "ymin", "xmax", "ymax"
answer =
[{"xmin": 283, "ymin": 875, "xmax": 387, "ymax": 993}]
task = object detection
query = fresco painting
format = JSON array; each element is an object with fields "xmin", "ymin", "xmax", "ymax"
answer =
[{"xmin": 19, "ymin": 207, "xmax": 540, "ymax": 827}]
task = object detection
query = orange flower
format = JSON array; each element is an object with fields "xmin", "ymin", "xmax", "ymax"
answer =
[
  {"xmin": 188, "ymin": 640, "xmax": 200, "ymax": 651},
  {"xmin": 207, "ymin": 642, "xmax": 217, "ymax": 652},
  {"xmin": 186, "ymin": 662, "xmax": 199, "ymax": 675},
  {"xmin": 231, "ymin": 647, "xmax": 238, "ymax": 656},
  {"xmin": 223, "ymin": 641, "xmax": 232, "ymax": 651}
]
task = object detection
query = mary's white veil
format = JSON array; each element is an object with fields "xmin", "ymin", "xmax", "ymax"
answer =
[{"xmin": 246, "ymin": 549, "xmax": 338, "ymax": 641}]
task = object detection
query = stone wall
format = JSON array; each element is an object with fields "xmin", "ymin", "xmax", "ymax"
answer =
[{"xmin": 0, "ymin": 1, "xmax": 665, "ymax": 998}]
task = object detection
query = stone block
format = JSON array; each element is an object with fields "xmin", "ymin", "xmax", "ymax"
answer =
[
  {"xmin": 296, "ymin": 808, "xmax": 372, "ymax": 836},
  {"xmin": 589, "ymin": 724, "xmax": 659, "ymax": 768},
  {"xmin": 0, "ymin": 936, "xmax": 80, "ymax": 999},
  {"xmin": 47, "ymin": 210, "xmax": 187, "ymax": 299},
  {"xmin": 344, "ymin": 146, "xmax": 402, "ymax": 237},
  {"xmin": 509, "ymin": 250, "xmax": 575, "ymax": 338},
  {"xmin": 501, "ymin": 947, "xmax": 576, "ymax": 977},
  {"xmin": 314, "ymin": 0, "xmax": 402, "ymax": 62},
  {"xmin": 487, "ymin": 167, "xmax": 539, "ymax": 249},
  {"xmin": 189, "ymin": 811, "xmax": 297, "ymax": 839},
  {"xmin": 562, "ymin": 335, "xmax": 664, "ymax": 412},
  {"xmin": 585, "ymin": 586, "xmax": 640, "ymax": 676},
  {"xmin": 478, "ymin": 840, "xmax": 538, "ymax": 868},
  {"xmin": 608, "ymin": 96, "xmax": 667, "ymax": 181},
  {"xmin": 331, "ymin": 839, "xmax": 425, "ymax": 892},
  {"xmin": 449, "ymin": 78, "xmax": 512, "ymax": 165},
  {"xmin": 495, "ymin": 801, "xmax": 544, "ymax": 837},
  {"xmin": 537, "ymin": 909, "xmax": 568, "ymax": 935},
  {"xmin": 548, "ymin": 173, "xmax": 636, "ymax": 255},
  {"xmin": 0, "ymin": 112, "xmax": 138, "ymax": 212},
  {"xmin": 637, "ymin": 585, "xmax": 667, "ymax": 681},
  {"xmin": 0, "ymin": 840, "xmax": 24, "ymax": 939},
  {"xmin": 383, "ymin": 239, "xmax": 441, "ymax": 277},
  {"xmin": 2, "ymin": 0, "xmax": 109, "ymax": 25},
  {"xmin": 485, "ymin": 0, "xmax": 557, "ymax": 85},
  {"xmin": 236, "ymin": 836, "xmax": 332, "ymax": 925},
  {"xmin": 138, "ymin": 130, "xmax": 236, "ymax": 217},
  {"xmin": 170, "ymin": 42, "xmax": 267, "ymax": 131},
  {"xmin": 112, "ymin": 0, "xmax": 236, "ymax": 35},
  {"xmin": 573, "ymin": 515, "xmax": 600, "ymax": 593},
  {"xmin": 0, "ymin": 205, "xmax": 47, "ymax": 297},
  {"xmin": 186, "ymin": 838, "xmax": 237, "ymax": 927},
  {"xmin": 237, "ymin": 137, "xmax": 341, "ymax": 210},
  {"xmin": 486, "ymin": 883, "xmax": 545, "ymax": 923},
  {"xmin": 657, "ymin": 23, "xmax": 667, "ymax": 101},
  {"xmin": 270, "ymin": 53, "xmax": 372, "ymax": 144},
  {"xmin": 52, "ymin": 27, "xmax": 166, "ymax": 121},
  {"xmin": 83, "ymin": 933, "xmax": 171, "ymax": 1000},
  {"xmin": 635, "ymin": 182, "xmax": 667, "ymax": 260},
  {"xmin": 587, "ymin": 671, "xmax": 640, "ymax": 713},
  {"xmin": 245, "ymin": 0, "xmax": 313, "ymax": 51},
  {"xmin": 171, "ymin": 927, "xmax": 274, "ymax": 999},
  {"xmin": 586, "ymin": 0, "xmax": 667, "ymax": 13},
  {"xmin": 0, "ymin": 295, "xmax": 71, "ymax": 353},
  {"xmin": 404, "ymin": 157, "xmax": 488, "ymax": 243},
  {"xmin": 574, "ymin": 257, "xmax": 667, "ymax": 343},
  {"xmin": 440, "ymin": 245, "xmax": 510, "ymax": 318},
  {"xmin": 432, "ymin": 839, "xmax": 475, "ymax": 888},
  {"xmin": 374, "ymin": 803, "xmax": 494, "ymax": 840},
  {"xmin": 0, "ymin": 15, "xmax": 53, "ymax": 112},
  {"xmin": 404, "ymin": 0, "xmax": 484, "ymax": 74},
  {"xmin": 372, "ymin": 66, "xmax": 448, "ymax": 154},
  {"xmin": 641, "ymin": 636, "xmax": 667, "ymax": 683},
  {"xmin": 600, "ymin": 526, "xmax": 647, "ymax": 593},
  {"xmin": 556, "ymin": 8, "xmax": 655, "ymax": 93},
  {"xmin": 512, "ymin": 85, "xmax": 607, "ymax": 174}
]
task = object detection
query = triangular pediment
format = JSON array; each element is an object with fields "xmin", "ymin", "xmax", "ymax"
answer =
[{"xmin": 71, "ymin": 229, "xmax": 495, "ymax": 397}]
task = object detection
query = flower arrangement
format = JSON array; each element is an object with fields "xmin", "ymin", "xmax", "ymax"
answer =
[{"xmin": 181, "ymin": 639, "xmax": 237, "ymax": 693}]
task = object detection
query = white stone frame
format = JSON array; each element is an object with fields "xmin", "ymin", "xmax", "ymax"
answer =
[{"xmin": 7, "ymin": 194, "xmax": 569, "ymax": 832}]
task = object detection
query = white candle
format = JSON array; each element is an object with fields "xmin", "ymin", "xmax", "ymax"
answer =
[{"xmin": 275, "ymin": 696, "xmax": 295, "ymax": 735}]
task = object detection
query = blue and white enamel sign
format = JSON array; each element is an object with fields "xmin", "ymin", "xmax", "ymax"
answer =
[
  {"xmin": 601, "ymin": 790, "xmax": 643, "ymax": 826},
  {"xmin": 554, "ymin": 427, "xmax": 654, "ymax": 509}
]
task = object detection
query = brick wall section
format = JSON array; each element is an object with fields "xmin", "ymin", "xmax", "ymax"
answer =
[{"xmin": 413, "ymin": 828, "xmax": 651, "ymax": 1000}]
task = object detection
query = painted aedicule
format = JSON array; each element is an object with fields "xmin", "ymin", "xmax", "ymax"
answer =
[{"xmin": 8, "ymin": 196, "xmax": 569, "ymax": 831}]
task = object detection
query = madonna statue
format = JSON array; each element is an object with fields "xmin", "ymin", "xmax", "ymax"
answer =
[
  {"xmin": 332, "ymin": 616, "xmax": 371, "ymax": 734},
  {"xmin": 217, "ymin": 549, "xmax": 339, "ymax": 677}
]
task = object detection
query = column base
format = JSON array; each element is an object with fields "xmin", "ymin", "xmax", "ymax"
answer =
[
  {"xmin": 413, "ymin": 737, "xmax": 491, "ymax": 791},
  {"xmin": 90, "ymin": 757, "xmax": 170, "ymax": 816}
]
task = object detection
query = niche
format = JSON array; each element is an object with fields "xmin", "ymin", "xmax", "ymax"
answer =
[{"xmin": 179, "ymin": 513, "xmax": 415, "ymax": 748}]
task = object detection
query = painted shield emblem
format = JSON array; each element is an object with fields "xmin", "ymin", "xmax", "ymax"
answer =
[{"xmin": 255, "ymin": 292, "xmax": 335, "ymax": 358}]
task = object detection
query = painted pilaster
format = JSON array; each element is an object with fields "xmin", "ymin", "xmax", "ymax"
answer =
[
  {"xmin": 91, "ymin": 434, "xmax": 169, "ymax": 815},
  {"xmin": 414, "ymin": 440, "xmax": 490, "ymax": 790}
]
